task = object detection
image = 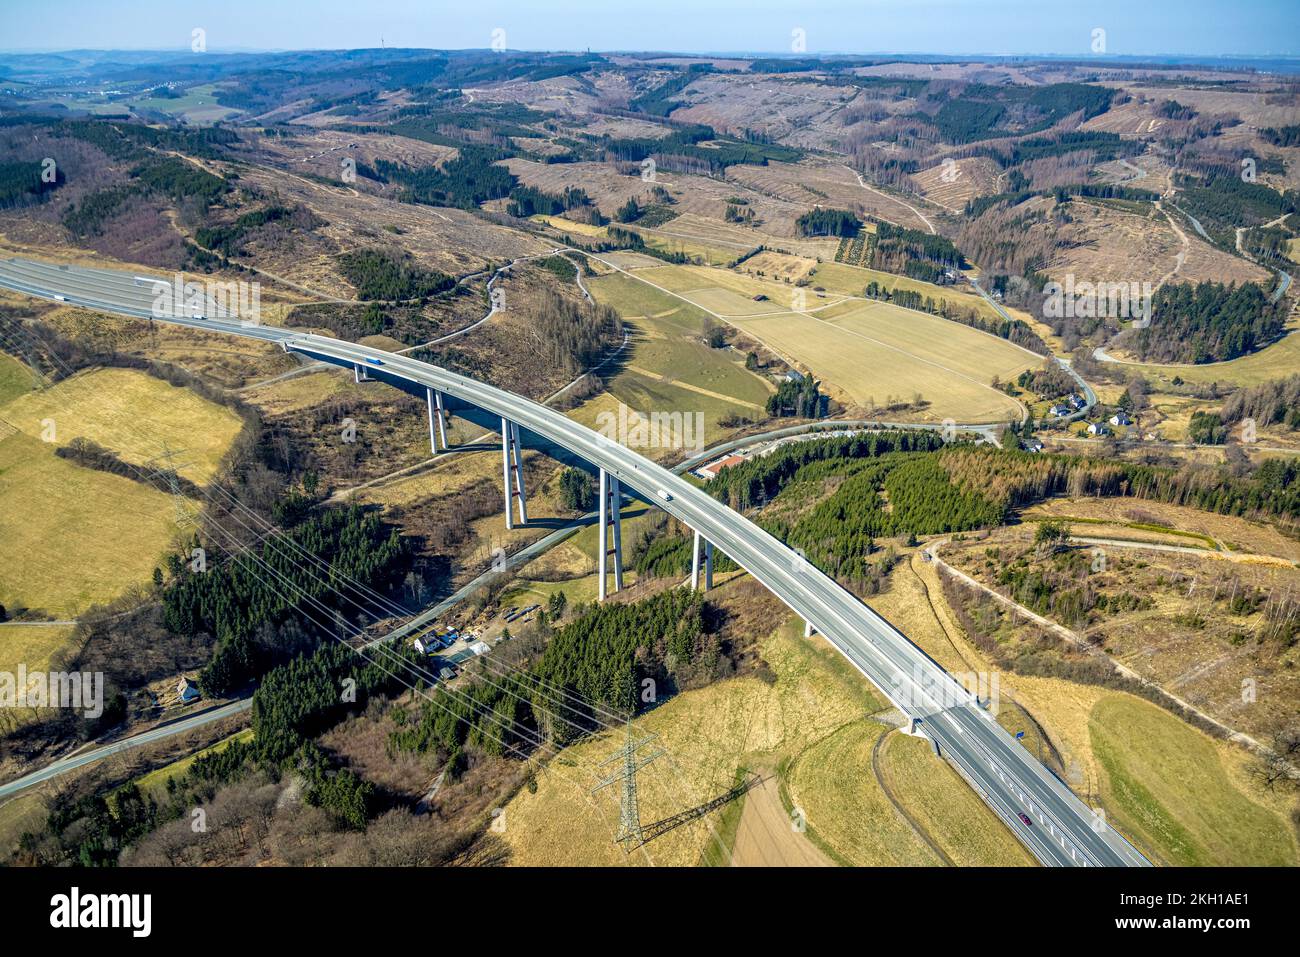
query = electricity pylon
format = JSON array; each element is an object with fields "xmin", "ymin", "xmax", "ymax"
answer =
[
  {"xmin": 592, "ymin": 720, "xmax": 664, "ymax": 851},
  {"xmin": 146, "ymin": 444, "xmax": 195, "ymax": 528}
]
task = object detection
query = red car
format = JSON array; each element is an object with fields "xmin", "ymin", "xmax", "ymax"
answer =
[{"xmin": 1017, "ymin": 812, "xmax": 1033, "ymax": 826}]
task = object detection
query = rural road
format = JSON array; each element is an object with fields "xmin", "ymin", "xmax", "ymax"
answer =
[
  {"xmin": 0, "ymin": 256, "xmax": 1151, "ymax": 866},
  {"xmin": 966, "ymin": 275, "xmax": 1095, "ymax": 421},
  {"xmin": 0, "ymin": 699, "xmax": 252, "ymax": 801}
]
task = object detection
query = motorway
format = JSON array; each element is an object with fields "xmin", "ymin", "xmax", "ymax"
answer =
[{"xmin": 0, "ymin": 257, "xmax": 1149, "ymax": 866}]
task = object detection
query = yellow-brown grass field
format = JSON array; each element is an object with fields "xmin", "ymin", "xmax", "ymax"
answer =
[
  {"xmin": 0, "ymin": 623, "xmax": 79, "ymax": 682},
  {"xmin": 500, "ymin": 617, "xmax": 879, "ymax": 866},
  {"xmin": 1108, "ymin": 321, "xmax": 1300, "ymax": 389},
  {"xmin": 0, "ymin": 366, "xmax": 243, "ymax": 619},
  {"xmin": 0, "ymin": 432, "xmax": 180, "ymax": 619},
  {"xmin": 729, "ymin": 307, "xmax": 1029, "ymax": 421},
  {"xmin": 593, "ymin": 260, "xmax": 1032, "ymax": 422},
  {"xmin": 2, "ymin": 367, "xmax": 244, "ymax": 484}
]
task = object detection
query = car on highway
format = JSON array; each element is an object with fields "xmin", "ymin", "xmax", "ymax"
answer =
[
  {"xmin": 1017, "ymin": 812, "xmax": 1033, "ymax": 826},
  {"xmin": 365, "ymin": 357, "xmax": 384, "ymax": 366}
]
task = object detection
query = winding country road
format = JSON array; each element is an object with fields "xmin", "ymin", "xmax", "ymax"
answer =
[{"xmin": 0, "ymin": 256, "xmax": 1151, "ymax": 866}]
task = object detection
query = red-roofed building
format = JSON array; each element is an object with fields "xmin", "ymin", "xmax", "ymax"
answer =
[{"xmin": 695, "ymin": 454, "xmax": 747, "ymax": 480}]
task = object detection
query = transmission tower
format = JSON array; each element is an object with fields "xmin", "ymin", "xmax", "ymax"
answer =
[
  {"xmin": 146, "ymin": 444, "xmax": 195, "ymax": 528},
  {"xmin": 20, "ymin": 344, "xmax": 49, "ymax": 391},
  {"xmin": 592, "ymin": 720, "xmax": 664, "ymax": 851}
]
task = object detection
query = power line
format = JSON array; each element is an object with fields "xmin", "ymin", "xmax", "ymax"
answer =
[
  {"xmin": 592, "ymin": 720, "xmax": 664, "ymax": 851},
  {"xmin": 0, "ymin": 316, "xmax": 762, "ymax": 860}
]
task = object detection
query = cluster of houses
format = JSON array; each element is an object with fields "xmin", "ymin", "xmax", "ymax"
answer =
[
  {"xmin": 412, "ymin": 603, "xmax": 541, "ymax": 660},
  {"xmin": 1047, "ymin": 393, "xmax": 1088, "ymax": 418},
  {"xmin": 414, "ymin": 627, "xmax": 459, "ymax": 656},
  {"xmin": 1083, "ymin": 410, "xmax": 1132, "ymax": 436}
]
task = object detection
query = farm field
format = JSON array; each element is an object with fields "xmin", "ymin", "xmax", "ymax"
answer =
[
  {"xmin": 1089, "ymin": 695, "xmax": 1297, "ymax": 866},
  {"xmin": 1, "ymin": 367, "xmax": 245, "ymax": 485},
  {"xmin": 734, "ymin": 250, "xmax": 818, "ymax": 283},
  {"xmin": 810, "ymin": 261, "xmax": 1018, "ymax": 325},
  {"xmin": 819, "ymin": 298, "xmax": 1037, "ymax": 389},
  {"xmin": 530, "ymin": 215, "xmax": 607, "ymax": 238},
  {"xmin": 0, "ymin": 623, "xmax": 78, "ymax": 683},
  {"xmin": 499, "ymin": 614, "xmax": 883, "ymax": 866},
  {"xmin": 628, "ymin": 229, "xmax": 739, "ymax": 267},
  {"xmin": 590, "ymin": 259, "xmax": 1033, "ymax": 421},
  {"xmin": 727, "ymin": 308, "xmax": 1027, "ymax": 420},
  {"xmin": 584, "ymin": 270, "xmax": 775, "ymax": 440},
  {"xmin": 0, "ymin": 432, "xmax": 180, "ymax": 619},
  {"xmin": 1104, "ymin": 322, "xmax": 1300, "ymax": 388},
  {"xmin": 125, "ymin": 83, "xmax": 242, "ymax": 123}
]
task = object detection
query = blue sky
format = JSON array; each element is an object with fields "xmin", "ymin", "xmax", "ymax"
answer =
[{"xmin": 2, "ymin": 0, "xmax": 1298, "ymax": 56}]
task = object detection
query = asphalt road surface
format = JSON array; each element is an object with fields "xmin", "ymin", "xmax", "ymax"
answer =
[
  {"xmin": 0, "ymin": 257, "xmax": 1149, "ymax": 866},
  {"xmin": 0, "ymin": 700, "xmax": 252, "ymax": 800}
]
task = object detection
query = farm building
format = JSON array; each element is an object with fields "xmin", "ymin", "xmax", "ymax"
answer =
[
  {"xmin": 695, "ymin": 453, "xmax": 748, "ymax": 480},
  {"xmin": 414, "ymin": 633, "xmax": 444, "ymax": 655}
]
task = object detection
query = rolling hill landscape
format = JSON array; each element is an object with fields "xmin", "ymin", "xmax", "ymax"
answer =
[{"xmin": 0, "ymin": 2, "xmax": 1297, "ymax": 929}]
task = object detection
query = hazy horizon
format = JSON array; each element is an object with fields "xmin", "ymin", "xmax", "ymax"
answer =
[{"xmin": 2, "ymin": 0, "xmax": 1298, "ymax": 58}]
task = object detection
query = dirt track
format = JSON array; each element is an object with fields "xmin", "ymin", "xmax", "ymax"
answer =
[{"xmin": 729, "ymin": 774, "xmax": 832, "ymax": 867}]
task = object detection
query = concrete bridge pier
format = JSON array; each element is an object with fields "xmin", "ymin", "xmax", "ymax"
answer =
[
  {"xmin": 690, "ymin": 531, "xmax": 713, "ymax": 591},
  {"xmin": 510, "ymin": 422, "xmax": 528, "ymax": 524},
  {"xmin": 501, "ymin": 417, "xmax": 528, "ymax": 528},
  {"xmin": 426, "ymin": 388, "xmax": 448, "ymax": 452},
  {"xmin": 691, "ymin": 530, "xmax": 702, "ymax": 590},
  {"xmin": 597, "ymin": 468, "xmax": 624, "ymax": 600}
]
